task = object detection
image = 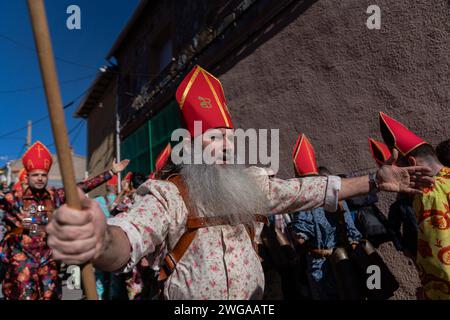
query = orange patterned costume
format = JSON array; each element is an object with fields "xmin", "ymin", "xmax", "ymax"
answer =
[
  {"xmin": 379, "ymin": 112, "xmax": 450, "ymax": 299},
  {"xmin": 0, "ymin": 142, "xmax": 114, "ymax": 300},
  {"xmin": 413, "ymin": 167, "xmax": 450, "ymax": 299}
]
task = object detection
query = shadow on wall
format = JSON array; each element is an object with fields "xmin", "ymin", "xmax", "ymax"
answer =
[
  {"xmin": 89, "ymin": 126, "xmax": 115, "ymax": 173},
  {"xmin": 219, "ymin": 0, "xmax": 318, "ymax": 73}
]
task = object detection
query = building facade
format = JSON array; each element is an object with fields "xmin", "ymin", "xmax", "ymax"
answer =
[
  {"xmin": 75, "ymin": 69, "xmax": 117, "ymax": 197},
  {"xmin": 78, "ymin": 0, "xmax": 450, "ymax": 298}
]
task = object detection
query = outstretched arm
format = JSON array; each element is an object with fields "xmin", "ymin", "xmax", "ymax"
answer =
[
  {"xmin": 93, "ymin": 225, "xmax": 131, "ymax": 272},
  {"xmin": 267, "ymin": 150, "xmax": 433, "ymax": 215},
  {"xmin": 55, "ymin": 159, "xmax": 130, "ymax": 204},
  {"xmin": 77, "ymin": 170, "xmax": 113, "ymax": 193},
  {"xmin": 47, "ymin": 183, "xmax": 174, "ymax": 272},
  {"xmin": 78, "ymin": 159, "xmax": 130, "ymax": 193},
  {"xmin": 339, "ymin": 149, "xmax": 434, "ymax": 200}
]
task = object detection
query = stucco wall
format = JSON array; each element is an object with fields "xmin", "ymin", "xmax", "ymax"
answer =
[
  {"xmin": 218, "ymin": 0, "xmax": 450, "ymax": 299},
  {"xmin": 86, "ymin": 80, "xmax": 117, "ymax": 198}
]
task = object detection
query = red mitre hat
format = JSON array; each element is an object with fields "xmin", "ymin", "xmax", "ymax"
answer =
[
  {"xmin": 12, "ymin": 182, "xmax": 22, "ymax": 192},
  {"xmin": 107, "ymin": 175, "xmax": 118, "ymax": 186},
  {"xmin": 379, "ymin": 112, "xmax": 428, "ymax": 156},
  {"xmin": 149, "ymin": 143, "xmax": 172, "ymax": 179},
  {"xmin": 155, "ymin": 143, "xmax": 171, "ymax": 172},
  {"xmin": 368, "ymin": 138, "xmax": 392, "ymax": 167},
  {"xmin": 18, "ymin": 168, "xmax": 27, "ymax": 182},
  {"xmin": 292, "ymin": 134, "xmax": 319, "ymax": 176},
  {"xmin": 123, "ymin": 172, "xmax": 133, "ymax": 182},
  {"xmin": 175, "ymin": 65, "xmax": 234, "ymax": 136},
  {"xmin": 22, "ymin": 141, "xmax": 53, "ymax": 173}
]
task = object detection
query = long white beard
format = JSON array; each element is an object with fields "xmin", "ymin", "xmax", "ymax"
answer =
[{"xmin": 180, "ymin": 164, "xmax": 270, "ymax": 226}]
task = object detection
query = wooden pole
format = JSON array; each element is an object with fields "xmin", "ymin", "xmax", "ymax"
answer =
[{"xmin": 27, "ymin": 0, "xmax": 98, "ymax": 300}]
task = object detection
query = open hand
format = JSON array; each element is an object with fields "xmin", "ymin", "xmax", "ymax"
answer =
[
  {"xmin": 111, "ymin": 158, "xmax": 130, "ymax": 174},
  {"xmin": 376, "ymin": 149, "xmax": 434, "ymax": 194}
]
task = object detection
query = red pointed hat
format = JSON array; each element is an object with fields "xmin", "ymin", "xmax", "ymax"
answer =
[
  {"xmin": 18, "ymin": 168, "xmax": 27, "ymax": 182},
  {"xmin": 123, "ymin": 172, "xmax": 133, "ymax": 182},
  {"xmin": 292, "ymin": 134, "xmax": 319, "ymax": 176},
  {"xmin": 149, "ymin": 143, "xmax": 172, "ymax": 179},
  {"xmin": 379, "ymin": 112, "xmax": 428, "ymax": 156},
  {"xmin": 175, "ymin": 65, "xmax": 234, "ymax": 136},
  {"xmin": 22, "ymin": 141, "xmax": 53, "ymax": 173},
  {"xmin": 12, "ymin": 182, "xmax": 22, "ymax": 192},
  {"xmin": 107, "ymin": 175, "xmax": 118, "ymax": 186},
  {"xmin": 155, "ymin": 143, "xmax": 171, "ymax": 172},
  {"xmin": 368, "ymin": 138, "xmax": 392, "ymax": 167}
]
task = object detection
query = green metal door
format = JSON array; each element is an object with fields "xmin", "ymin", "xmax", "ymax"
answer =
[
  {"xmin": 120, "ymin": 122, "xmax": 151, "ymax": 176},
  {"xmin": 148, "ymin": 100, "xmax": 181, "ymax": 171},
  {"xmin": 121, "ymin": 100, "xmax": 181, "ymax": 176}
]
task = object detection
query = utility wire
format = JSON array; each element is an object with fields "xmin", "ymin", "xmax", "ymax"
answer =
[
  {"xmin": 46, "ymin": 120, "xmax": 84, "ymax": 148},
  {"xmin": 15, "ymin": 143, "xmax": 27, "ymax": 160},
  {"xmin": 0, "ymin": 33, "xmax": 161, "ymax": 78},
  {"xmin": 0, "ymin": 87, "xmax": 91, "ymax": 139},
  {"xmin": 48, "ymin": 120, "xmax": 83, "ymax": 147},
  {"xmin": 67, "ymin": 120, "xmax": 84, "ymax": 136},
  {"xmin": 0, "ymin": 74, "xmax": 96, "ymax": 94},
  {"xmin": 0, "ymin": 33, "xmax": 99, "ymax": 71},
  {"xmin": 70, "ymin": 121, "xmax": 85, "ymax": 145}
]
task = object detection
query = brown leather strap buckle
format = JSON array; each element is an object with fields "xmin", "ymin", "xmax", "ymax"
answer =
[
  {"xmin": 164, "ymin": 253, "xmax": 177, "ymax": 272},
  {"xmin": 161, "ymin": 251, "xmax": 182, "ymax": 278},
  {"xmin": 309, "ymin": 248, "xmax": 333, "ymax": 257}
]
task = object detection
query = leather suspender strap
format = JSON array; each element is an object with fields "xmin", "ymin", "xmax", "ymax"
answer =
[
  {"xmin": 158, "ymin": 175, "xmax": 198, "ymax": 283},
  {"xmin": 157, "ymin": 175, "xmax": 269, "ymax": 284},
  {"xmin": 159, "ymin": 228, "xmax": 198, "ymax": 282}
]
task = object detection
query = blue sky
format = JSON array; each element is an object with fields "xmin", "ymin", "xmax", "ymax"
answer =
[{"xmin": 0, "ymin": 0, "xmax": 139, "ymax": 166}]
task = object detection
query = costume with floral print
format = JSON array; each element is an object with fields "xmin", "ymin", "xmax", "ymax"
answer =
[
  {"xmin": 0, "ymin": 170, "xmax": 113, "ymax": 300},
  {"xmin": 413, "ymin": 167, "xmax": 450, "ymax": 299},
  {"xmin": 108, "ymin": 167, "xmax": 341, "ymax": 300}
]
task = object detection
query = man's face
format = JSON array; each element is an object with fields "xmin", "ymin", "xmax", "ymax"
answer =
[
  {"xmin": 15, "ymin": 189, "xmax": 23, "ymax": 198},
  {"xmin": 201, "ymin": 128, "xmax": 235, "ymax": 164},
  {"xmin": 121, "ymin": 179, "xmax": 131, "ymax": 192},
  {"xmin": 27, "ymin": 170, "xmax": 48, "ymax": 190},
  {"xmin": 21, "ymin": 176, "xmax": 28, "ymax": 189}
]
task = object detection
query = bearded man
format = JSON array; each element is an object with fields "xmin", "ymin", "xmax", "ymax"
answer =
[{"xmin": 46, "ymin": 66, "xmax": 433, "ymax": 300}]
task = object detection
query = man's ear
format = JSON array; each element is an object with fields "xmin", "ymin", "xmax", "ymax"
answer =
[{"xmin": 408, "ymin": 156, "xmax": 417, "ymax": 166}]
